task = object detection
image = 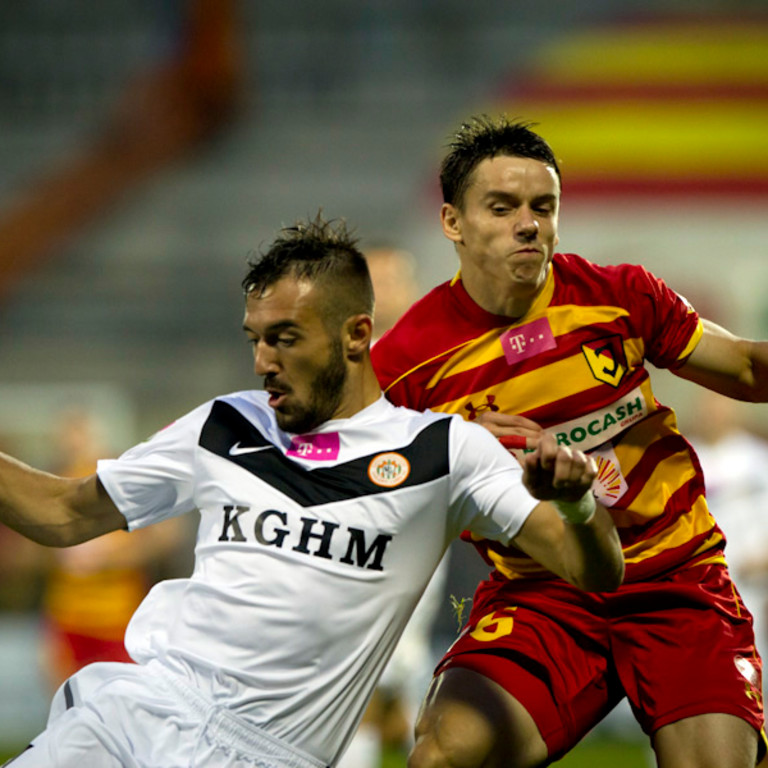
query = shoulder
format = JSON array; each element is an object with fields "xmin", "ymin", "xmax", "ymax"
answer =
[
  {"xmin": 371, "ymin": 280, "xmax": 456, "ymax": 389},
  {"xmin": 552, "ymin": 252, "xmax": 665, "ymax": 303},
  {"xmin": 175, "ymin": 390, "xmax": 273, "ymax": 429},
  {"xmin": 553, "ymin": 252, "xmax": 653, "ymax": 283},
  {"xmin": 370, "ymin": 396, "xmax": 454, "ymax": 433},
  {"xmin": 373, "ymin": 281, "xmax": 453, "ymax": 351},
  {"xmin": 380, "ymin": 405, "xmax": 511, "ymax": 482},
  {"xmin": 214, "ymin": 389, "xmax": 271, "ymax": 416},
  {"xmin": 147, "ymin": 391, "xmax": 274, "ymax": 448},
  {"xmin": 372, "ymin": 277, "xmax": 494, "ymax": 394},
  {"xmin": 386, "ymin": 405, "xmax": 503, "ymax": 459},
  {"xmin": 360, "ymin": 399, "xmax": 462, "ymax": 459},
  {"xmin": 201, "ymin": 390, "xmax": 279, "ymax": 437}
]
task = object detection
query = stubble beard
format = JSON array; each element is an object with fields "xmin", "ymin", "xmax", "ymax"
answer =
[{"xmin": 275, "ymin": 337, "xmax": 348, "ymax": 434}]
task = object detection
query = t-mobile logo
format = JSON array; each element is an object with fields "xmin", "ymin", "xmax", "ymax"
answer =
[{"xmin": 500, "ymin": 317, "xmax": 556, "ymax": 364}]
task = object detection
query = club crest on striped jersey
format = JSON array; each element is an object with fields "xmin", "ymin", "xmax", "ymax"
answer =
[
  {"xmin": 582, "ymin": 335, "xmax": 627, "ymax": 387},
  {"xmin": 368, "ymin": 452, "xmax": 411, "ymax": 488}
]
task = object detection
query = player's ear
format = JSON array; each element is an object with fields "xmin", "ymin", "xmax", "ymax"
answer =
[
  {"xmin": 344, "ymin": 314, "xmax": 373, "ymax": 357},
  {"xmin": 441, "ymin": 203, "xmax": 463, "ymax": 244}
]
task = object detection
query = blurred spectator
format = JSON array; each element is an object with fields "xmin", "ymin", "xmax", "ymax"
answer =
[
  {"xmin": 366, "ymin": 245, "xmax": 421, "ymax": 343},
  {"xmin": 0, "ymin": 434, "xmax": 47, "ymax": 613},
  {"xmin": 686, "ymin": 389, "xmax": 768, "ymax": 689}
]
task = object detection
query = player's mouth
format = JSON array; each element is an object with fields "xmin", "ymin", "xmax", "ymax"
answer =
[
  {"xmin": 265, "ymin": 379, "xmax": 291, "ymax": 409},
  {"xmin": 267, "ymin": 390, "xmax": 290, "ymax": 409}
]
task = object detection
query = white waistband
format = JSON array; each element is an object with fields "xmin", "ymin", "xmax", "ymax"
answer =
[{"xmin": 153, "ymin": 662, "xmax": 329, "ymax": 768}]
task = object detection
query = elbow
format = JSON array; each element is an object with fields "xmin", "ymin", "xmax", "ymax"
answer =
[
  {"xmin": 592, "ymin": 557, "xmax": 625, "ymax": 593},
  {"xmin": 576, "ymin": 511, "xmax": 626, "ymax": 593},
  {"xmin": 22, "ymin": 525, "xmax": 82, "ymax": 548},
  {"xmin": 575, "ymin": 550, "xmax": 625, "ymax": 593}
]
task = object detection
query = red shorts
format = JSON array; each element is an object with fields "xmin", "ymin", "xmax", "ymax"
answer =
[{"xmin": 436, "ymin": 563, "xmax": 764, "ymax": 761}]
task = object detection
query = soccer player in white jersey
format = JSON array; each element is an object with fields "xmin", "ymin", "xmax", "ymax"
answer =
[{"xmin": 0, "ymin": 215, "xmax": 624, "ymax": 768}]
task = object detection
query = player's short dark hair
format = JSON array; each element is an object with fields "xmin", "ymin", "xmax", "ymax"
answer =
[
  {"xmin": 440, "ymin": 115, "xmax": 562, "ymax": 209},
  {"xmin": 242, "ymin": 213, "xmax": 374, "ymax": 330}
]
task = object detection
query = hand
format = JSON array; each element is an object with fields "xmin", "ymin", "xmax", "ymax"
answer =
[
  {"xmin": 475, "ymin": 412, "xmax": 544, "ymax": 451},
  {"xmin": 521, "ymin": 433, "xmax": 597, "ymax": 503}
]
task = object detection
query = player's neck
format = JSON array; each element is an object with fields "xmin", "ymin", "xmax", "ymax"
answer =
[
  {"xmin": 331, "ymin": 361, "xmax": 382, "ymax": 422},
  {"xmin": 459, "ymin": 263, "xmax": 546, "ymax": 319},
  {"xmin": 464, "ymin": 279, "xmax": 539, "ymax": 320}
]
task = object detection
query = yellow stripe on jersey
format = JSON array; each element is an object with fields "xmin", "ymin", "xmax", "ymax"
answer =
[
  {"xmin": 485, "ymin": 548, "xmax": 551, "ymax": 581},
  {"xmin": 484, "ymin": 495, "xmax": 722, "ymax": 582},
  {"xmin": 694, "ymin": 552, "xmax": 729, "ymax": 569},
  {"xmin": 426, "ymin": 356, "xmax": 600, "ymax": 415},
  {"xmin": 611, "ymin": 407, "xmax": 681, "ymax": 483},
  {"xmin": 547, "ymin": 304, "xmax": 631, "ymax": 335},
  {"xmin": 620, "ymin": 494, "xmax": 721, "ymax": 565},
  {"xmin": 622, "ymin": 336, "xmax": 645, "ymax": 368},
  {"xmin": 425, "ymin": 326, "xmax": 511, "ymax": 388},
  {"xmin": 677, "ymin": 318, "xmax": 704, "ymax": 361},
  {"xmin": 609, "ymin": 445, "xmax": 699, "ymax": 528},
  {"xmin": 383, "ymin": 336, "xmax": 478, "ymax": 395},
  {"xmin": 427, "ymin": 339, "xmax": 646, "ymax": 417},
  {"xmin": 425, "ymin": 304, "xmax": 638, "ymax": 390}
]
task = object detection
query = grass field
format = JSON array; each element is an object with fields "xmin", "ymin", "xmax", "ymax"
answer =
[
  {"xmin": 550, "ymin": 736, "xmax": 650, "ymax": 767},
  {"xmin": 377, "ymin": 733, "xmax": 651, "ymax": 768}
]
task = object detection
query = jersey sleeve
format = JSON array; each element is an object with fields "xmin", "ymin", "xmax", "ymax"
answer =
[
  {"xmin": 96, "ymin": 402, "xmax": 210, "ymax": 530},
  {"xmin": 445, "ymin": 417, "xmax": 539, "ymax": 545},
  {"xmin": 621, "ymin": 263, "xmax": 702, "ymax": 369}
]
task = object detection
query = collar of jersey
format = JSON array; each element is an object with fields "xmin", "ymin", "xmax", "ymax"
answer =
[
  {"xmin": 285, "ymin": 394, "xmax": 392, "ymax": 436},
  {"xmin": 449, "ymin": 260, "xmax": 556, "ymax": 326}
]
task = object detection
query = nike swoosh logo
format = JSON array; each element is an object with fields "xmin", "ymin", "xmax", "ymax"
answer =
[{"xmin": 228, "ymin": 442, "xmax": 273, "ymax": 456}]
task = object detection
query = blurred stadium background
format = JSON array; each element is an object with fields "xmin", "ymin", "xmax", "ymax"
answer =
[{"xmin": 0, "ymin": 1, "xmax": 767, "ymax": 764}]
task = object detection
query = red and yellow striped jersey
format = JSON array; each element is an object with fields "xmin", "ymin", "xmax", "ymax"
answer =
[{"xmin": 372, "ymin": 252, "xmax": 722, "ymax": 583}]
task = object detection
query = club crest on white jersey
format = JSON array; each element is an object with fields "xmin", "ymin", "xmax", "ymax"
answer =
[{"xmin": 368, "ymin": 452, "xmax": 411, "ymax": 487}]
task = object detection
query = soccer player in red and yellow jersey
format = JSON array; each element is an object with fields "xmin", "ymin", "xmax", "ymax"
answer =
[{"xmin": 372, "ymin": 116, "xmax": 768, "ymax": 768}]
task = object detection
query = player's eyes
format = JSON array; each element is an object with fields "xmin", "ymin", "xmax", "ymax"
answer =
[{"xmin": 245, "ymin": 335, "xmax": 295, "ymax": 348}]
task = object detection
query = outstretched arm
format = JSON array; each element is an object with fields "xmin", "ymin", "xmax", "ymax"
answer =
[
  {"xmin": 674, "ymin": 319, "xmax": 768, "ymax": 402},
  {"xmin": 0, "ymin": 453, "xmax": 125, "ymax": 547},
  {"xmin": 511, "ymin": 434, "xmax": 624, "ymax": 592}
]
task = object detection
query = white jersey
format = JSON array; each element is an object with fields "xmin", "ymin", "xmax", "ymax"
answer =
[{"xmin": 97, "ymin": 392, "xmax": 537, "ymax": 766}]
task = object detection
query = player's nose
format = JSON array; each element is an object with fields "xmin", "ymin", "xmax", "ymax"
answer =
[
  {"xmin": 253, "ymin": 341, "xmax": 280, "ymax": 375},
  {"xmin": 515, "ymin": 206, "xmax": 539, "ymax": 236}
]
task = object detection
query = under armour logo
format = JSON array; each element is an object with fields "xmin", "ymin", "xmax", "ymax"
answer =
[{"xmin": 464, "ymin": 395, "xmax": 500, "ymax": 421}]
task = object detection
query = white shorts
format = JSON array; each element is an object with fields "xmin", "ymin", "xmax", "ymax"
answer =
[{"xmin": 3, "ymin": 661, "xmax": 329, "ymax": 768}]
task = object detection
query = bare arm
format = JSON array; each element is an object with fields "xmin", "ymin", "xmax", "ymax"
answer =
[
  {"xmin": 475, "ymin": 411, "xmax": 544, "ymax": 444},
  {"xmin": 674, "ymin": 319, "xmax": 768, "ymax": 402},
  {"xmin": 0, "ymin": 452, "xmax": 126, "ymax": 547},
  {"xmin": 511, "ymin": 435, "xmax": 624, "ymax": 592}
]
